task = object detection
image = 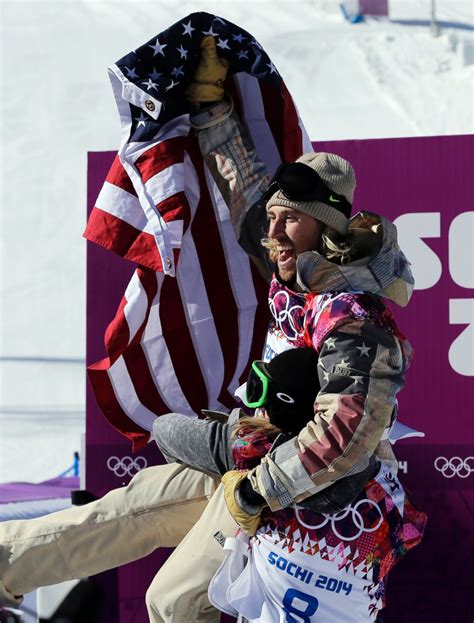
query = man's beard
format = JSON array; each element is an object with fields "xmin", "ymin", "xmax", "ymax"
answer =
[
  {"xmin": 275, "ymin": 264, "xmax": 297, "ymax": 287},
  {"xmin": 261, "ymin": 237, "xmax": 297, "ymax": 286}
]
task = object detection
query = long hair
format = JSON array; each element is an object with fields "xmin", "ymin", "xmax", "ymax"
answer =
[
  {"xmin": 260, "ymin": 236, "xmax": 279, "ymax": 263},
  {"xmin": 319, "ymin": 226, "xmax": 354, "ymax": 265},
  {"xmin": 232, "ymin": 415, "xmax": 282, "ymax": 440}
]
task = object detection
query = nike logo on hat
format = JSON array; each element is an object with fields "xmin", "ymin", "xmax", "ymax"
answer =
[{"xmin": 329, "ymin": 195, "xmax": 341, "ymax": 203}]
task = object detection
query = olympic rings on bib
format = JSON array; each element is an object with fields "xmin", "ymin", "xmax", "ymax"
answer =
[
  {"xmin": 434, "ymin": 456, "xmax": 474, "ymax": 479},
  {"xmin": 106, "ymin": 455, "xmax": 148, "ymax": 478},
  {"xmin": 294, "ymin": 498, "xmax": 384, "ymax": 542},
  {"xmin": 268, "ymin": 290, "xmax": 305, "ymax": 341}
]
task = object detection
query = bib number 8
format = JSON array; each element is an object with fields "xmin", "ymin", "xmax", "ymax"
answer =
[{"xmin": 283, "ymin": 588, "xmax": 319, "ymax": 622}]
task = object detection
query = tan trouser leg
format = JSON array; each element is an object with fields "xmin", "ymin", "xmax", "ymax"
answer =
[
  {"xmin": 146, "ymin": 484, "xmax": 239, "ymax": 623},
  {"xmin": 0, "ymin": 463, "xmax": 218, "ymax": 606}
]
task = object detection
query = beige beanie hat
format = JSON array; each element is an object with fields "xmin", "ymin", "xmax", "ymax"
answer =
[{"xmin": 266, "ymin": 152, "xmax": 356, "ymax": 234}]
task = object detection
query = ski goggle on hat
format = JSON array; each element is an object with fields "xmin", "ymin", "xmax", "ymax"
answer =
[
  {"xmin": 244, "ymin": 360, "xmax": 272, "ymax": 409},
  {"xmin": 262, "ymin": 162, "xmax": 351, "ymax": 215}
]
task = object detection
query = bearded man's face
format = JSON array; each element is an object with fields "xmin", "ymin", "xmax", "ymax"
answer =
[{"xmin": 266, "ymin": 206, "xmax": 322, "ymax": 282}]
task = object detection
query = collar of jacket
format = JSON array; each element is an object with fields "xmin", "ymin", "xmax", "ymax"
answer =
[{"xmin": 295, "ymin": 211, "xmax": 415, "ymax": 307}]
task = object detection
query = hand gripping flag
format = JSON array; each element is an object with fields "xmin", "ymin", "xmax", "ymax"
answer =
[{"xmin": 84, "ymin": 12, "xmax": 312, "ymax": 450}]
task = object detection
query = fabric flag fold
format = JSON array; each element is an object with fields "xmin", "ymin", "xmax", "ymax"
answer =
[{"xmin": 84, "ymin": 12, "xmax": 311, "ymax": 449}]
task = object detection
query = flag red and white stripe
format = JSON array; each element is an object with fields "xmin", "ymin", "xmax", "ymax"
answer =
[{"xmin": 85, "ymin": 15, "xmax": 310, "ymax": 449}]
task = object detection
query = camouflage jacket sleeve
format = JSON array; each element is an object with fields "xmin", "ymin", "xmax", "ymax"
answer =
[{"xmin": 250, "ymin": 292, "xmax": 411, "ymax": 511}]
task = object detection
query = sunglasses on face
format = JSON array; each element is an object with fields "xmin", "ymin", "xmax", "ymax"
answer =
[{"xmin": 262, "ymin": 162, "xmax": 351, "ymax": 217}]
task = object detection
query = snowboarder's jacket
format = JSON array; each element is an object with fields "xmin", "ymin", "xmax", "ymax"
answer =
[
  {"xmin": 156, "ymin": 101, "xmax": 415, "ymax": 512},
  {"xmin": 207, "ymin": 422, "xmax": 426, "ymax": 621}
]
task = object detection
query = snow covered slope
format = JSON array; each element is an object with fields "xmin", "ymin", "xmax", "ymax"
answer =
[{"xmin": 1, "ymin": 0, "xmax": 473, "ymax": 481}]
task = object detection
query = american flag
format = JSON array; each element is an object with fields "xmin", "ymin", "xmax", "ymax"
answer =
[{"xmin": 84, "ymin": 12, "xmax": 312, "ymax": 450}]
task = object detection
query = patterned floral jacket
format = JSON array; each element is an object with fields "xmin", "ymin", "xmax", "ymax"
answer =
[
  {"xmin": 196, "ymin": 103, "xmax": 416, "ymax": 512},
  {"xmin": 229, "ymin": 423, "xmax": 426, "ymax": 619}
]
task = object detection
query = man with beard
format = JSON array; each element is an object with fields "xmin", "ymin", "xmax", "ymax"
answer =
[
  {"xmin": 0, "ymin": 36, "xmax": 416, "ymax": 623},
  {"xmin": 143, "ymin": 36, "xmax": 417, "ymax": 620}
]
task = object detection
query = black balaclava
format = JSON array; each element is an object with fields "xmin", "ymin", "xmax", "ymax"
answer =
[{"xmin": 259, "ymin": 348, "xmax": 320, "ymax": 436}]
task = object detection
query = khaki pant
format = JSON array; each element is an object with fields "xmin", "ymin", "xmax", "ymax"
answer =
[
  {"xmin": 146, "ymin": 483, "xmax": 238, "ymax": 623},
  {"xmin": 0, "ymin": 463, "xmax": 237, "ymax": 622}
]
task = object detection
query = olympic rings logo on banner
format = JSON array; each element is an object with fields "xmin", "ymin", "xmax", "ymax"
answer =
[
  {"xmin": 106, "ymin": 455, "xmax": 148, "ymax": 478},
  {"xmin": 294, "ymin": 498, "xmax": 384, "ymax": 542},
  {"xmin": 268, "ymin": 291, "xmax": 304, "ymax": 341},
  {"xmin": 434, "ymin": 456, "xmax": 474, "ymax": 479}
]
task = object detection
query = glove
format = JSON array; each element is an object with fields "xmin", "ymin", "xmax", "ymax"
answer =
[
  {"xmin": 221, "ymin": 470, "xmax": 265, "ymax": 536},
  {"xmin": 185, "ymin": 36, "xmax": 230, "ymax": 104}
]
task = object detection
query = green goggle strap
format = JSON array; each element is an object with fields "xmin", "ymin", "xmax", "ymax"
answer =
[{"xmin": 244, "ymin": 361, "xmax": 271, "ymax": 408}]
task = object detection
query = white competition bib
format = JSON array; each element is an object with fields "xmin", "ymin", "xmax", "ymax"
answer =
[{"xmin": 210, "ymin": 531, "xmax": 381, "ymax": 622}]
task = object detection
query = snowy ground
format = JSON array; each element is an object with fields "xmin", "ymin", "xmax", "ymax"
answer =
[{"xmin": 1, "ymin": 0, "xmax": 473, "ymax": 483}]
